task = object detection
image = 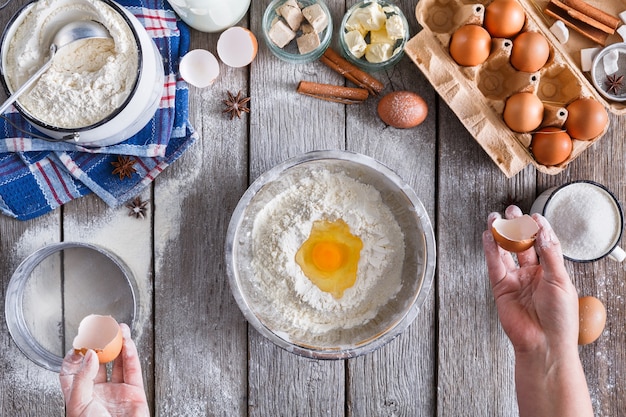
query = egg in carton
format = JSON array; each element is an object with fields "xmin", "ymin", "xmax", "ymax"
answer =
[{"xmin": 404, "ymin": 0, "xmax": 617, "ymax": 177}]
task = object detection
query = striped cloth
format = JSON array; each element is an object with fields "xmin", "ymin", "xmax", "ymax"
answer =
[{"xmin": 0, "ymin": 0, "xmax": 196, "ymax": 221}]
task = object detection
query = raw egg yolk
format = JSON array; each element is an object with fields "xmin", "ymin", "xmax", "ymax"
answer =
[{"xmin": 295, "ymin": 219, "xmax": 363, "ymax": 299}]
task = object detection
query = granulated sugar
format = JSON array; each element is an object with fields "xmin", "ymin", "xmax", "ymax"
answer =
[
  {"xmin": 250, "ymin": 168, "xmax": 405, "ymax": 335},
  {"xmin": 544, "ymin": 183, "xmax": 620, "ymax": 261}
]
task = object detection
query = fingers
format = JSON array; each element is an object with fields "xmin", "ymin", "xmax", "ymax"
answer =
[
  {"xmin": 532, "ymin": 213, "xmax": 570, "ymax": 284},
  {"xmin": 59, "ymin": 349, "xmax": 83, "ymax": 404},
  {"xmin": 114, "ymin": 323, "xmax": 145, "ymax": 388},
  {"xmin": 483, "ymin": 229, "xmax": 507, "ymax": 288},
  {"xmin": 66, "ymin": 349, "xmax": 99, "ymax": 412},
  {"xmin": 484, "ymin": 212, "xmax": 517, "ymax": 287}
]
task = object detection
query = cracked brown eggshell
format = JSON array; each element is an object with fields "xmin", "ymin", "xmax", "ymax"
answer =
[
  {"xmin": 73, "ymin": 314, "xmax": 123, "ymax": 364},
  {"xmin": 491, "ymin": 214, "xmax": 539, "ymax": 252}
]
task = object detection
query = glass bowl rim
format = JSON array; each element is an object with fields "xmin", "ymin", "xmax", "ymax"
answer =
[
  {"xmin": 338, "ymin": 0, "xmax": 410, "ymax": 72},
  {"xmin": 261, "ymin": 0, "xmax": 333, "ymax": 64}
]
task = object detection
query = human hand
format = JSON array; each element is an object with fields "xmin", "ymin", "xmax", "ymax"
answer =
[
  {"xmin": 482, "ymin": 205, "xmax": 579, "ymax": 355},
  {"xmin": 60, "ymin": 323, "xmax": 150, "ymax": 417}
]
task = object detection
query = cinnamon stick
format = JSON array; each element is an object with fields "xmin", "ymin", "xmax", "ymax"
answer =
[
  {"xmin": 560, "ymin": 0, "xmax": 620, "ymax": 30},
  {"xmin": 545, "ymin": 0, "xmax": 620, "ymax": 45},
  {"xmin": 320, "ymin": 48, "xmax": 384, "ymax": 95},
  {"xmin": 297, "ymin": 81, "xmax": 369, "ymax": 104}
]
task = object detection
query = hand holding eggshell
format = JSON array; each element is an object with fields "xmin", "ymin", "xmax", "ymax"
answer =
[{"xmin": 61, "ymin": 322, "xmax": 150, "ymax": 417}]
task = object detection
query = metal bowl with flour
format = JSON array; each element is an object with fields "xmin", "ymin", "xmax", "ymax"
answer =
[
  {"xmin": 225, "ymin": 150, "xmax": 436, "ymax": 359},
  {"xmin": 0, "ymin": 0, "xmax": 164, "ymax": 146}
]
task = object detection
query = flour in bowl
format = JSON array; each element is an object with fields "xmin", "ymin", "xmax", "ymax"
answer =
[
  {"xmin": 250, "ymin": 168, "xmax": 405, "ymax": 335},
  {"xmin": 4, "ymin": 0, "xmax": 139, "ymax": 128}
]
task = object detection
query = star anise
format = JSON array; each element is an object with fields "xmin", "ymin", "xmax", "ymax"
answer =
[
  {"xmin": 605, "ymin": 73, "xmax": 624, "ymax": 95},
  {"xmin": 126, "ymin": 196, "xmax": 149, "ymax": 219},
  {"xmin": 111, "ymin": 156, "xmax": 137, "ymax": 180},
  {"xmin": 223, "ymin": 90, "xmax": 251, "ymax": 119}
]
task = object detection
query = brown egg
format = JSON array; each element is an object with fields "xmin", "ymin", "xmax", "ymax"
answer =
[
  {"xmin": 449, "ymin": 24, "xmax": 492, "ymax": 67},
  {"xmin": 510, "ymin": 31, "xmax": 550, "ymax": 72},
  {"xmin": 530, "ymin": 127, "xmax": 572, "ymax": 166},
  {"xmin": 578, "ymin": 296, "xmax": 606, "ymax": 345},
  {"xmin": 377, "ymin": 91, "xmax": 428, "ymax": 129},
  {"xmin": 565, "ymin": 98, "xmax": 608, "ymax": 141},
  {"xmin": 491, "ymin": 214, "xmax": 539, "ymax": 252},
  {"xmin": 484, "ymin": 0, "xmax": 526, "ymax": 38},
  {"xmin": 503, "ymin": 92, "xmax": 544, "ymax": 133}
]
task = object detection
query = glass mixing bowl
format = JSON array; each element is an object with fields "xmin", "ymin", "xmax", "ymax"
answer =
[{"xmin": 225, "ymin": 150, "xmax": 436, "ymax": 359}]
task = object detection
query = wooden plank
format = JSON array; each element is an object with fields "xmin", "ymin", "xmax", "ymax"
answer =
[
  {"xmin": 436, "ymin": 100, "xmax": 533, "ymax": 416},
  {"xmin": 345, "ymin": 0, "xmax": 438, "ymax": 413},
  {"xmin": 536, "ymin": 112, "xmax": 626, "ymax": 417},
  {"xmin": 0, "ymin": 213, "xmax": 63, "ymax": 415},
  {"xmin": 153, "ymin": 26, "xmax": 249, "ymax": 416},
  {"xmin": 247, "ymin": 1, "xmax": 347, "ymax": 416}
]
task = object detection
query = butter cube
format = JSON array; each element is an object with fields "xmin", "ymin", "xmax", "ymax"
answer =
[
  {"xmin": 347, "ymin": 2, "xmax": 386, "ymax": 32},
  {"xmin": 345, "ymin": 30, "xmax": 367, "ymax": 58},
  {"xmin": 269, "ymin": 19, "xmax": 296, "ymax": 48},
  {"xmin": 302, "ymin": 4, "xmax": 329, "ymax": 33},
  {"xmin": 365, "ymin": 43, "xmax": 393, "ymax": 63},
  {"xmin": 370, "ymin": 28, "xmax": 394, "ymax": 45},
  {"xmin": 277, "ymin": 0, "xmax": 304, "ymax": 31},
  {"xmin": 385, "ymin": 15, "xmax": 405, "ymax": 40},
  {"xmin": 297, "ymin": 32, "xmax": 321, "ymax": 54}
]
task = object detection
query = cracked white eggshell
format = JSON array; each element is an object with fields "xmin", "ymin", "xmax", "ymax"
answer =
[
  {"xmin": 179, "ymin": 49, "xmax": 220, "ymax": 88},
  {"xmin": 217, "ymin": 26, "xmax": 258, "ymax": 68}
]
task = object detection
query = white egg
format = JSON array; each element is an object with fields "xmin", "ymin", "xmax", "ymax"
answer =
[
  {"xmin": 217, "ymin": 26, "xmax": 258, "ymax": 68},
  {"xmin": 179, "ymin": 49, "xmax": 220, "ymax": 88}
]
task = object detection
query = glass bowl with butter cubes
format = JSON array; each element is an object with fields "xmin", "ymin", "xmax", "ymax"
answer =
[
  {"xmin": 262, "ymin": 0, "xmax": 333, "ymax": 63},
  {"xmin": 339, "ymin": 0, "xmax": 409, "ymax": 72}
]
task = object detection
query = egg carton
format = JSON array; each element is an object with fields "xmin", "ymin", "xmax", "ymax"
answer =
[{"xmin": 405, "ymin": 0, "xmax": 626, "ymax": 177}]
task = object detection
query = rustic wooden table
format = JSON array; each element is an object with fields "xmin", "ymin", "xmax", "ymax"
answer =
[{"xmin": 1, "ymin": 0, "xmax": 625, "ymax": 416}]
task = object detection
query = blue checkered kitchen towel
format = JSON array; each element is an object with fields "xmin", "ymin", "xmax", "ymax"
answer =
[{"xmin": 0, "ymin": 0, "xmax": 196, "ymax": 221}]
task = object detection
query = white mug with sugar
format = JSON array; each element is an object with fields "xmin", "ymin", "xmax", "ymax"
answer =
[{"xmin": 530, "ymin": 181, "xmax": 625, "ymax": 262}]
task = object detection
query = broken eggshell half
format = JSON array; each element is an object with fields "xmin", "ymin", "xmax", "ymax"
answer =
[
  {"xmin": 491, "ymin": 214, "xmax": 539, "ymax": 252},
  {"xmin": 73, "ymin": 314, "xmax": 123, "ymax": 364}
]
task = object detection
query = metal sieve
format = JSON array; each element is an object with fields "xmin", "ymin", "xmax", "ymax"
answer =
[{"xmin": 5, "ymin": 242, "xmax": 138, "ymax": 372}]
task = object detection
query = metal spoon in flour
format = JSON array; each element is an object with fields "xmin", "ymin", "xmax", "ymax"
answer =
[{"xmin": 0, "ymin": 20, "xmax": 111, "ymax": 115}]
